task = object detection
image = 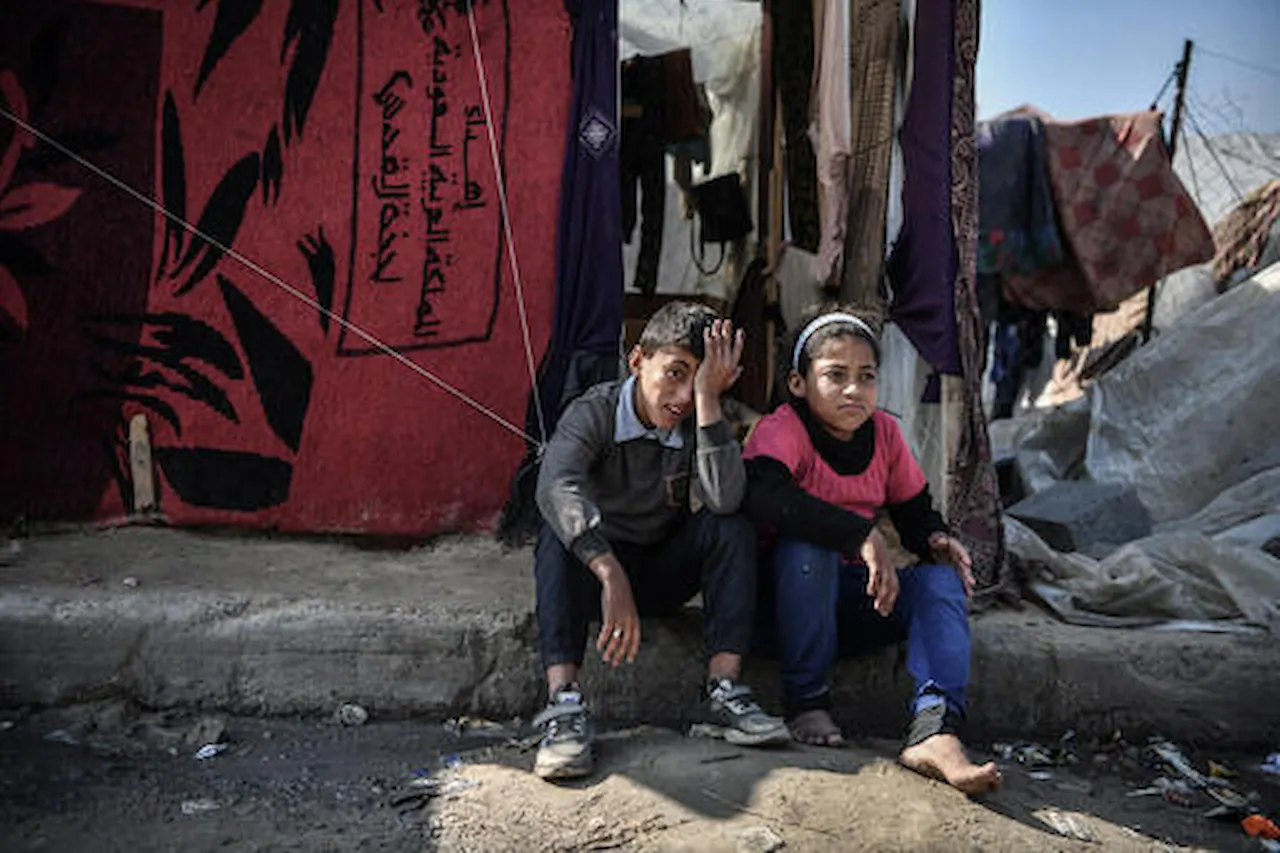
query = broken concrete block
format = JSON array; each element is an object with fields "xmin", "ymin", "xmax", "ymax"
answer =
[{"xmin": 1006, "ymin": 481, "xmax": 1152, "ymax": 554}]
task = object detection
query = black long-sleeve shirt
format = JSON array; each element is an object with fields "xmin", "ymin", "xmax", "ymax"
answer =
[{"xmin": 742, "ymin": 401, "xmax": 947, "ymax": 562}]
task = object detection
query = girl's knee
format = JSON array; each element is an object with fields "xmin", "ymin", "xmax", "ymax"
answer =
[
  {"xmin": 772, "ymin": 539, "xmax": 842, "ymax": 581},
  {"xmin": 906, "ymin": 562, "xmax": 966, "ymax": 603}
]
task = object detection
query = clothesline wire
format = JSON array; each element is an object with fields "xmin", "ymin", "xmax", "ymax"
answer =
[
  {"xmin": 1181, "ymin": 118, "xmax": 1204, "ymax": 212},
  {"xmin": 1185, "ymin": 90, "xmax": 1280, "ymax": 180},
  {"xmin": 1196, "ymin": 45, "xmax": 1280, "ymax": 81},
  {"xmin": 0, "ymin": 105, "xmax": 544, "ymax": 449},
  {"xmin": 1149, "ymin": 67, "xmax": 1177, "ymax": 112},
  {"xmin": 1183, "ymin": 101, "xmax": 1247, "ymax": 207}
]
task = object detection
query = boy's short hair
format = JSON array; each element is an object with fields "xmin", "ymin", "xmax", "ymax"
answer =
[{"xmin": 637, "ymin": 301, "xmax": 719, "ymax": 361}]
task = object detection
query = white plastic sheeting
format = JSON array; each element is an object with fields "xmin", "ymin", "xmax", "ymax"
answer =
[
  {"xmin": 1084, "ymin": 263, "xmax": 1280, "ymax": 524},
  {"xmin": 1006, "ymin": 263, "xmax": 1280, "ymax": 631}
]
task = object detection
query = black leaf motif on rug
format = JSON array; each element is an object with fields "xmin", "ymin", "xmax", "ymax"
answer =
[
  {"xmin": 88, "ymin": 312, "xmax": 245, "ymax": 380},
  {"xmin": 172, "ymin": 153, "xmax": 260, "ymax": 294},
  {"xmin": 159, "ymin": 92, "xmax": 187, "ymax": 278},
  {"xmin": 262, "ymin": 124, "xmax": 283, "ymax": 205},
  {"xmin": 218, "ymin": 275, "xmax": 313, "ymax": 452},
  {"xmin": 281, "ymin": 0, "xmax": 339, "ymax": 144},
  {"xmin": 297, "ymin": 227, "xmax": 334, "ymax": 333},
  {"xmin": 195, "ymin": 0, "xmax": 266, "ymax": 98},
  {"xmin": 154, "ymin": 446, "xmax": 292, "ymax": 510}
]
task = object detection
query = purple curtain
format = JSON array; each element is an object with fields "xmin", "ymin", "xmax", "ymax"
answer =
[{"xmin": 886, "ymin": 0, "xmax": 961, "ymax": 375}]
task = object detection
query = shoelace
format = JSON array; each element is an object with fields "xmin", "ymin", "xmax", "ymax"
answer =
[
  {"xmin": 712, "ymin": 682, "xmax": 762, "ymax": 717},
  {"xmin": 533, "ymin": 700, "xmax": 587, "ymax": 741},
  {"xmin": 546, "ymin": 712, "xmax": 586, "ymax": 741}
]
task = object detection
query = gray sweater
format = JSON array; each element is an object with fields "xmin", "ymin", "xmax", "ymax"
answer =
[{"xmin": 535, "ymin": 379, "xmax": 746, "ymax": 565}]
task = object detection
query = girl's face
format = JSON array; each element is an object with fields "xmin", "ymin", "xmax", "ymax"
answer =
[{"xmin": 788, "ymin": 335, "xmax": 878, "ymax": 440}]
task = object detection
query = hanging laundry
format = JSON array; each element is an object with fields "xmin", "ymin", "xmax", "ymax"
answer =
[
  {"xmin": 808, "ymin": 0, "xmax": 852, "ymax": 287},
  {"xmin": 885, "ymin": 0, "xmax": 961, "ymax": 375},
  {"xmin": 840, "ymin": 0, "xmax": 902, "ymax": 323},
  {"xmin": 773, "ymin": 0, "xmax": 819, "ymax": 253},
  {"xmin": 621, "ymin": 54, "xmax": 666, "ymax": 296},
  {"xmin": 1005, "ymin": 111, "xmax": 1214, "ymax": 314},
  {"xmin": 976, "ymin": 113, "xmax": 1065, "ymax": 276},
  {"xmin": 500, "ymin": 0, "xmax": 622, "ymax": 545}
]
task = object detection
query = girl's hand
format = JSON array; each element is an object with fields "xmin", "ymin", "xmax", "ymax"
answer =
[
  {"xmin": 862, "ymin": 529, "xmax": 899, "ymax": 616},
  {"xmin": 929, "ymin": 533, "xmax": 975, "ymax": 598}
]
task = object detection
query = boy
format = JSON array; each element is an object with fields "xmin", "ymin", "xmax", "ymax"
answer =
[{"xmin": 533, "ymin": 301, "xmax": 789, "ymax": 781}]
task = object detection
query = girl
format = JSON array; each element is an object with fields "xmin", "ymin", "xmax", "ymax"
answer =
[{"xmin": 743, "ymin": 311, "xmax": 1001, "ymax": 794}]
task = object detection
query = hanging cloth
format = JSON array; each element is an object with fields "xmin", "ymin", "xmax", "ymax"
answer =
[{"xmin": 499, "ymin": 0, "xmax": 623, "ymax": 545}]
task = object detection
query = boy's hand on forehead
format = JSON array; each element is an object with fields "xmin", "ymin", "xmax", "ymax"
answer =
[{"xmin": 693, "ymin": 319, "xmax": 745, "ymax": 398}]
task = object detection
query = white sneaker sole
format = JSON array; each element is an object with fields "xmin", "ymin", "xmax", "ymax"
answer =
[{"xmin": 689, "ymin": 722, "xmax": 792, "ymax": 747}]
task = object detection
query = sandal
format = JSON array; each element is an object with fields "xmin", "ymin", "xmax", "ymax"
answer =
[{"xmin": 787, "ymin": 709, "xmax": 845, "ymax": 747}]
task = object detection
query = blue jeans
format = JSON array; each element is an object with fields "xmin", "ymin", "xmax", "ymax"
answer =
[{"xmin": 767, "ymin": 538, "xmax": 971, "ymax": 719}]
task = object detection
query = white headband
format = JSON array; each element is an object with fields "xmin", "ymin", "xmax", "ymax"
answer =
[{"xmin": 791, "ymin": 312, "xmax": 876, "ymax": 371}]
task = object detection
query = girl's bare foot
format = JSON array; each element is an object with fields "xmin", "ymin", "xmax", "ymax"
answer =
[
  {"xmin": 900, "ymin": 733, "xmax": 1002, "ymax": 794},
  {"xmin": 787, "ymin": 709, "xmax": 844, "ymax": 747}
]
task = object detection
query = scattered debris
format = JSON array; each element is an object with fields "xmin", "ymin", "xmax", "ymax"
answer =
[
  {"xmin": 992, "ymin": 740, "xmax": 1072, "ymax": 767},
  {"xmin": 443, "ymin": 716, "xmax": 511, "ymax": 739},
  {"xmin": 180, "ymin": 798, "xmax": 221, "ymax": 815},
  {"xmin": 1244, "ymin": 815, "xmax": 1280, "ymax": 841},
  {"xmin": 391, "ymin": 774, "xmax": 481, "ymax": 811},
  {"xmin": 1261, "ymin": 753, "xmax": 1280, "ymax": 777},
  {"xmin": 1208, "ymin": 760, "xmax": 1236, "ymax": 779},
  {"xmin": 194, "ymin": 743, "xmax": 227, "ymax": 761},
  {"xmin": 1027, "ymin": 771, "xmax": 1055, "ymax": 782},
  {"xmin": 334, "ymin": 703, "xmax": 369, "ymax": 727},
  {"xmin": 1128, "ymin": 777, "xmax": 1197, "ymax": 808},
  {"xmin": 737, "ymin": 825, "xmax": 785, "ymax": 853},
  {"xmin": 1135, "ymin": 741, "xmax": 1259, "ymax": 817},
  {"xmin": 1036, "ymin": 809, "xmax": 1095, "ymax": 842},
  {"xmin": 121, "ymin": 576, "xmax": 139, "ymax": 588}
]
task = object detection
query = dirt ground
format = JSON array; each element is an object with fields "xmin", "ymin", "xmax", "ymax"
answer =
[{"xmin": 1, "ymin": 702, "xmax": 1276, "ymax": 852}]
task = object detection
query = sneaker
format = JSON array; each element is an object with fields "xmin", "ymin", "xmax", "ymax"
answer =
[
  {"xmin": 532, "ymin": 684, "xmax": 595, "ymax": 780},
  {"xmin": 699, "ymin": 678, "xmax": 791, "ymax": 746}
]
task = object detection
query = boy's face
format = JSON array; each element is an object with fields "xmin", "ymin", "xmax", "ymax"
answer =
[
  {"xmin": 787, "ymin": 335, "xmax": 878, "ymax": 441},
  {"xmin": 628, "ymin": 345, "xmax": 700, "ymax": 431}
]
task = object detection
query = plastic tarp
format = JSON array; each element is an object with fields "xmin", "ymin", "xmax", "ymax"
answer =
[
  {"xmin": 1084, "ymin": 263, "xmax": 1280, "ymax": 524},
  {"xmin": 1006, "ymin": 263, "xmax": 1280, "ymax": 631}
]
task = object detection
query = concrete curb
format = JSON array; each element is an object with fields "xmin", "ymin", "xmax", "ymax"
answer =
[{"xmin": 1, "ymin": 529, "xmax": 1277, "ymax": 748}]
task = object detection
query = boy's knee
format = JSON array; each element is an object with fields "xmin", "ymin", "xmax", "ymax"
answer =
[{"xmin": 701, "ymin": 511, "xmax": 755, "ymax": 545}]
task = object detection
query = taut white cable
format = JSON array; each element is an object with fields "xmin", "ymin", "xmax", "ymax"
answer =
[{"xmin": 466, "ymin": 1, "xmax": 548, "ymax": 445}]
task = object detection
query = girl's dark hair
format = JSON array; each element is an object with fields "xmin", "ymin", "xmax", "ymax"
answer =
[{"xmin": 788, "ymin": 308, "xmax": 882, "ymax": 378}]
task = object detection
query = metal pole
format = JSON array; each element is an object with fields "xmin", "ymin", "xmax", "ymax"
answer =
[{"xmin": 1142, "ymin": 38, "xmax": 1193, "ymax": 342}]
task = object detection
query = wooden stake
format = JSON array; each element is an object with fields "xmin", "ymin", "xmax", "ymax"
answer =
[{"xmin": 128, "ymin": 413, "xmax": 155, "ymax": 515}]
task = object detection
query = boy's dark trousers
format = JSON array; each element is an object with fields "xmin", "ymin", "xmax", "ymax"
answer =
[{"xmin": 534, "ymin": 512, "xmax": 757, "ymax": 670}]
